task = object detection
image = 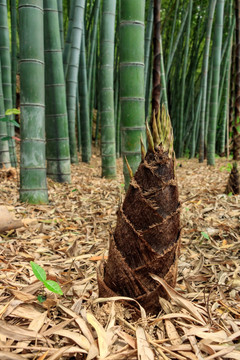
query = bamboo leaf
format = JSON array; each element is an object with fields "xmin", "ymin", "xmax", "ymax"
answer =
[
  {"xmin": 30, "ymin": 261, "xmax": 46, "ymax": 282},
  {"xmin": 43, "ymin": 280, "xmax": 63, "ymax": 295},
  {"xmin": 5, "ymin": 108, "xmax": 20, "ymax": 115},
  {"xmin": 1, "ymin": 136, "xmax": 12, "ymax": 141}
]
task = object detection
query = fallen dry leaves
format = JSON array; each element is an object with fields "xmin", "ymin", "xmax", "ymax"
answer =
[{"xmin": 0, "ymin": 152, "xmax": 239, "ymax": 359}]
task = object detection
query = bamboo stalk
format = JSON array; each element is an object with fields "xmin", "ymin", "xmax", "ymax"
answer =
[{"xmin": 19, "ymin": 0, "xmax": 48, "ymax": 204}]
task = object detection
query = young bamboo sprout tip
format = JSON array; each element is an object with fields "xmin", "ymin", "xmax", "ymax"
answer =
[{"xmin": 125, "ymin": 156, "xmax": 133, "ymax": 178}]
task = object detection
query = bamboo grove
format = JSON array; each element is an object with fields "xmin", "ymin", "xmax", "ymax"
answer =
[{"xmin": 0, "ymin": 0, "xmax": 239, "ymax": 203}]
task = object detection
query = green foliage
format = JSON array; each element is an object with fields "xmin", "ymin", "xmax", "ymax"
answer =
[
  {"xmin": 201, "ymin": 231, "xmax": 209, "ymax": 240},
  {"xmin": 5, "ymin": 108, "xmax": 20, "ymax": 115},
  {"xmin": 0, "ymin": 108, "xmax": 20, "ymax": 130},
  {"xmin": 37, "ymin": 295, "xmax": 46, "ymax": 303},
  {"xmin": 30, "ymin": 261, "xmax": 63, "ymax": 295},
  {"xmin": 219, "ymin": 163, "xmax": 233, "ymax": 172}
]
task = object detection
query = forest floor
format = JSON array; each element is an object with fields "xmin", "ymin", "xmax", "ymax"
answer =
[{"xmin": 0, "ymin": 150, "xmax": 239, "ymax": 360}]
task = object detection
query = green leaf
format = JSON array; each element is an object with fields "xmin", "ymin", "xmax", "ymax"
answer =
[
  {"xmin": 1, "ymin": 136, "xmax": 12, "ymax": 141},
  {"xmin": 201, "ymin": 231, "xmax": 209, "ymax": 240},
  {"xmin": 5, "ymin": 108, "xmax": 20, "ymax": 115},
  {"xmin": 43, "ymin": 280, "xmax": 63, "ymax": 295},
  {"xmin": 9, "ymin": 119, "xmax": 20, "ymax": 128},
  {"xmin": 0, "ymin": 117, "xmax": 20, "ymax": 127},
  {"xmin": 37, "ymin": 295, "xmax": 46, "ymax": 303},
  {"xmin": 227, "ymin": 192, "xmax": 232, "ymax": 196},
  {"xmin": 30, "ymin": 261, "xmax": 46, "ymax": 282}
]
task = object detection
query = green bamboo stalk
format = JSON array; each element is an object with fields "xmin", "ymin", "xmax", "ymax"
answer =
[
  {"xmin": 205, "ymin": 55, "xmax": 213, "ymax": 148},
  {"xmin": 0, "ymin": 0, "xmax": 17, "ymax": 166},
  {"xmin": 144, "ymin": 0, "xmax": 153, "ymax": 120},
  {"xmin": 114, "ymin": 63, "xmax": 121, "ymax": 157},
  {"xmin": 114, "ymin": 2, "xmax": 120, "ymax": 157},
  {"xmin": 95, "ymin": 99, "xmax": 100, "ymax": 146},
  {"xmin": 19, "ymin": 0, "xmax": 48, "ymax": 204},
  {"xmin": 177, "ymin": 0, "xmax": 193, "ymax": 158},
  {"xmin": 10, "ymin": 0, "xmax": 17, "ymax": 108},
  {"xmin": 120, "ymin": 0, "xmax": 145, "ymax": 189},
  {"xmin": 66, "ymin": 0, "xmax": 85, "ymax": 163},
  {"xmin": 160, "ymin": 34, "xmax": 168, "ymax": 110},
  {"xmin": 86, "ymin": 0, "xmax": 95, "ymax": 55},
  {"xmin": 44, "ymin": 0, "xmax": 71, "ymax": 183},
  {"xmin": 0, "ymin": 59, "xmax": 11, "ymax": 168},
  {"xmin": 234, "ymin": 0, "xmax": 240, "ymax": 160},
  {"xmin": 166, "ymin": 0, "xmax": 179, "ymax": 75},
  {"xmin": 90, "ymin": 46, "xmax": 97, "ymax": 135},
  {"xmin": 218, "ymin": 19, "xmax": 235, "ymax": 112},
  {"xmin": 226, "ymin": 0, "xmax": 234, "ymax": 158},
  {"xmin": 199, "ymin": 0, "xmax": 217, "ymax": 162},
  {"xmin": 76, "ymin": 88, "xmax": 81, "ymax": 152},
  {"xmin": 207, "ymin": 0, "xmax": 225, "ymax": 165},
  {"xmin": 87, "ymin": 0, "xmax": 100, "ymax": 93},
  {"xmin": 219, "ymin": 45, "xmax": 231, "ymax": 156},
  {"xmin": 229, "ymin": 37, "xmax": 235, "ymax": 148},
  {"xmin": 57, "ymin": 0, "xmax": 64, "ymax": 52},
  {"xmin": 152, "ymin": 0, "xmax": 161, "ymax": 118},
  {"xmin": 100, "ymin": 0, "xmax": 116, "ymax": 178},
  {"xmin": 190, "ymin": 90, "xmax": 202, "ymax": 158},
  {"xmin": 79, "ymin": 28, "xmax": 91, "ymax": 163},
  {"xmin": 62, "ymin": 0, "xmax": 75, "ymax": 76},
  {"xmin": 144, "ymin": 0, "xmax": 153, "ymax": 91},
  {"xmin": 145, "ymin": 45, "xmax": 153, "ymax": 122},
  {"xmin": 165, "ymin": 5, "xmax": 189, "ymax": 82}
]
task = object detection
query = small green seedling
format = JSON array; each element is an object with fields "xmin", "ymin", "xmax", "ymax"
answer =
[
  {"xmin": 30, "ymin": 261, "xmax": 63, "ymax": 295},
  {"xmin": 201, "ymin": 231, "xmax": 210, "ymax": 240}
]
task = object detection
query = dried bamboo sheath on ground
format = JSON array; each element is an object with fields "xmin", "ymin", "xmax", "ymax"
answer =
[{"xmin": 99, "ymin": 110, "xmax": 181, "ymax": 314}]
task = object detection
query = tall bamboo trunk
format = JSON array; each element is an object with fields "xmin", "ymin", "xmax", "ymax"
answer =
[
  {"xmin": 87, "ymin": 0, "xmax": 100, "ymax": 93},
  {"xmin": 44, "ymin": 0, "xmax": 71, "ymax": 183},
  {"xmin": 0, "ymin": 59, "xmax": 11, "ymax": 168},
  {"xmin": 63, "ymin": 0, "xmax": 75, "ymax": 76},
  {"xmin": 79, "ymin": 28, "xmax": 91, "ymax": 163},
  {"xmin": 100, "ymin": 0, "xmax": 117, "ymax": 178},
  {"xmin": 199, "ymin": 0, "xmax": 217, "ymax": 162},
  {"xmin": 66, "ymin": 0, "xmax": 85, "ymax": 163},
  {"xmin": 177, "ymin": 0, "xmax": 193, "ymax": 158},
  {"xmin": 57, "ymin": 0, "xmax": 64, "ymax": 52},
  {"xmin": 152, "ymin": 0, "xmax": 161, "ymax": 119},
  {"xmin": 19, "ymin": 0, "xmax": 48, "ymax": 204},
  {"xmin": 0, "ymin": 0, "xmax": 17, "ymax": 166},
  {"xmin": 144, "ymin": 0, "xmax": 154, "ymax": 120},
  {"xmin": 234, "ymin": 0, "xmax": 240, "ymax": 160},
  {"xmin": 10, "ymin": 0, "xmax": 17, "ymax": 108},
  {"xmin": 120, "ymin": 0, "xmax": 146, "ymax": 189},
  {"xmin": 207, "ymin": 0, "xmax": 225, "ymax": 165}
]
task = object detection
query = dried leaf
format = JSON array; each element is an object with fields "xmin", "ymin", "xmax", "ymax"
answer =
[
  {"xmin": 0, "ymin": 352, "xmax": 26, "ymax": 360},
  {"xmin": 165, "ymin": 320, "xmax": 182, "ymax": 345},
  {"xmin": 54, "ymin": 329, "xmax": 90, "ymax": 351},
  {"xmin": 87, "ymin": 312, "xmax": 109, "ymax": 358},
  {"xmin": 0, "ymin": 320, "xmax": 43, "ymax": 341},
  {"xmin": 136, "ymin": 326, "xmax": 154, "ymax": 360},
  {"xmin": 151, "ymin": 275, "xmax": 206, "ymax": 324}
]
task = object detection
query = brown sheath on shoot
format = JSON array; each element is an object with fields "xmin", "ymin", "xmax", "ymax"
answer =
[{"xmin": 98, "ymin": 107, "xmax": 181, "ymax": 314}]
